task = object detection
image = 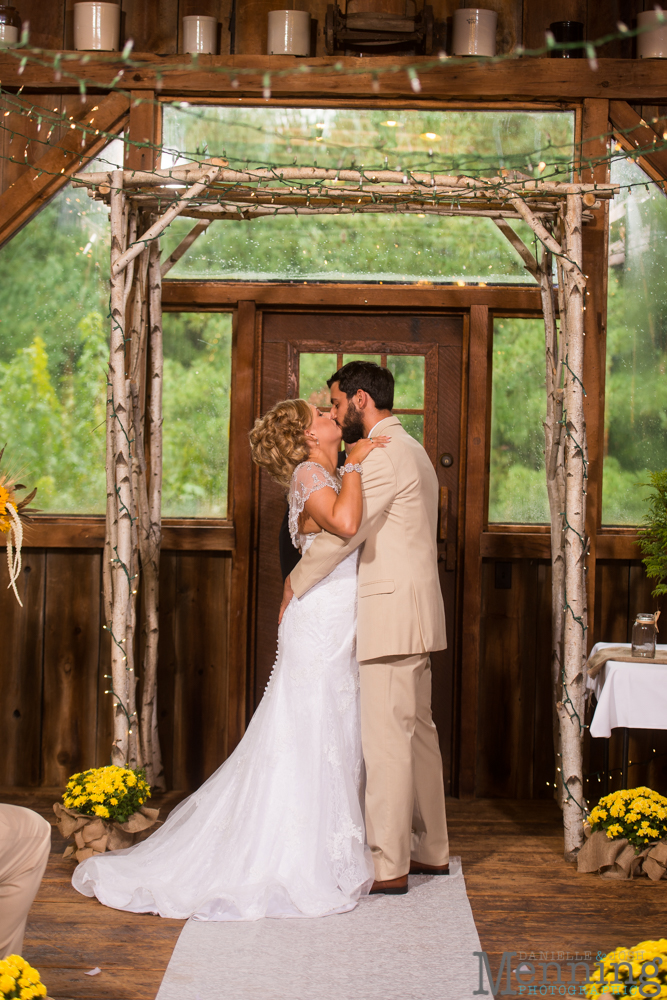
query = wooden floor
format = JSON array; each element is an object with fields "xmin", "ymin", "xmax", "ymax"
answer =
[{"xmin": 3, "ymin": 790, "xmax": 666, "ymax": 999}]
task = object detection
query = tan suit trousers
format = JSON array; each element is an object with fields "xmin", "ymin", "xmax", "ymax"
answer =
[
  {"xmin": 359, "ymin": 653, "xmax": 449, "ymax": 881},
  {"xmin": 0, "ymin": 805, "xmax": 51, "ymax": 958}
]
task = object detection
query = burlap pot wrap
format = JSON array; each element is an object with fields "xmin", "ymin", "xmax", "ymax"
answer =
[
  {"xmin": 577, "ymin": 828, "xmax": 667, "ymax": 880},
  {"xmin": 53, "ymin": 802, "xmax": 160, "ymax": 863}
]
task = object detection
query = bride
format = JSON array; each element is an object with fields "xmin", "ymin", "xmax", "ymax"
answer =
[{"xmin": 72, "ymin": 398, "xmax": 388, "ymax": 921}]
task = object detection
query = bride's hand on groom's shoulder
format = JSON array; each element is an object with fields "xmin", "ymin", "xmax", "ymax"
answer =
[
  {"xmin": 278, "ymin": 574, "xmax": 294, "ymax": 624},
  {"xmin": 346, "ymin": 435, "xmax": 390, "ymax": 466}
]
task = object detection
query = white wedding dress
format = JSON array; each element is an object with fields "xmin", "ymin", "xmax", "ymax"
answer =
[{"xmin": 72, "ymin": 462, "xmax": 374, "ymax": 920}]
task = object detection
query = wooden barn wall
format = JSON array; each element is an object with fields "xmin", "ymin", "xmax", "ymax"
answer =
[
  {"xmin": 3, "ymin": 0, "xmax": 650, "ymax": 61},
  {"xmin": 0, "ymin": 547, "xmax": 232, "ymax": 792},
  {"xmin": 476, "ymin": 559, "xmax": 667, "ymax": 801},
  {"xmin": 3, "ymin": 545, "xmax": 665, "ymax": 797}
]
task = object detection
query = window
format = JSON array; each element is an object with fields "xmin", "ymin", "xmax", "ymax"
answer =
[
  {"xmin": 603, "ymin": 158, "xmax": 667, "ymax": 525},
  {"xmin": 0, "ymin": 138, "xmax": 233, "ymax": 519},
  {"xmin": 161, "ymin": 106, "xmax": 574, "ymax": 286},
  {"xmin": 162, "ymin": 312, "xmax": 232, "ymax": 517},
  {"xmin": 0, "ymin": 143, "xmax": 122, "ymax": 513},
  {"xmin": 298, "ymin": 352, "xmax": 425, "ymax": 444},
  {"xmin": 488, "ymin": 317, "xmax": 549, "ymax": 524}
]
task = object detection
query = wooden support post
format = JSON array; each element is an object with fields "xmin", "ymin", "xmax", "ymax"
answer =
[
  {"xmin": 126, "ymin": 91, "xmax": 160, "ymax": 173},
  {"xmin": 581, "ymin": 98, "xmax": 611, "ymax": 651},
  {"xmin": 459, "ymin": 304, "xmax": 491, "ymax": 798},
  {"xmin": 227, "ymin": 301, "xmax": 257, "ymax": 755}
]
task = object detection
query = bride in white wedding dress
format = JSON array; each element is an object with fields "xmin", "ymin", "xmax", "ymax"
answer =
[{"xmin": 72, "ymin": 398, "xmax": 387, "ymax": 921}]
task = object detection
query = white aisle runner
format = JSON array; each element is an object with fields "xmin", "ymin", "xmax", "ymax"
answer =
[{"xmin": 156, "ymin": 859, "xmax": 482, "ymax": 1000}]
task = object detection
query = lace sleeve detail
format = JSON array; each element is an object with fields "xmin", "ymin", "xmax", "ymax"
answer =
[{"xmin": 288, "ymin": 462, "xmax": 341, "ymax": 549}]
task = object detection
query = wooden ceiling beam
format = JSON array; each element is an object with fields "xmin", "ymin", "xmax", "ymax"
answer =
[
  {"xmin": 609, "ymin": 99, "xmax": 667, "ymax": 190},
  {"xmin": 0, "ymin": 90, "xmax": 129, "ymax": 248},
  {"xmin": 2, "ymin": 55, "xmax": 667, "ymax": 101}
]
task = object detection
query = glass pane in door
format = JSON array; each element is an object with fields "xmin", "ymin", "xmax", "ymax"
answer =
[
  {"xmin": 398, "ymin": 414, "xmax": 424, "ymax": 444},
  {"xmin": 388, "ymin": 355, "xmax": 425, "ymax": 409},
  {"xmin": 343, "ymin": 354, "xmax": 382, "ymax": 367},
  {"xmin": 299, "ymin": 353, "xmax": 337, "ymax": 406}
]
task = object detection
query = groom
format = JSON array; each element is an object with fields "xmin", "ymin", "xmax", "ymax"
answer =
[{"xmin": 282, "ymin": 360, "xmax": 449, "ymax": 894}]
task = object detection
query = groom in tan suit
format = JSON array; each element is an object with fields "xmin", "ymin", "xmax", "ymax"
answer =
[{"xmin": 283, "ymin": 360, "xmax": 449, "ymax": 894}]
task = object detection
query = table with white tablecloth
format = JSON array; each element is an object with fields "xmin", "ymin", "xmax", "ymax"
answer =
[{"xmin": 586, "ymin": 641, "xmax": 667, "ymax": 788}]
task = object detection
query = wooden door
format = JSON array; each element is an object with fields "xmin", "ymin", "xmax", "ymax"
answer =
[{"xmin": 253, "ymin": 310, "xmax": 465, "ymax": 792}]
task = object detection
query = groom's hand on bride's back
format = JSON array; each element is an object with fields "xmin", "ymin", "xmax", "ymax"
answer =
[{"xmin": 279, "ymin": 574, "xmax": 294, "ymax": 624}]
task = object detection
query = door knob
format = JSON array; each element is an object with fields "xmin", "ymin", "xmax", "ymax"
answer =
[{"xmin": 440, "ymin": 453, "xmax": 454, "ymax": 468}]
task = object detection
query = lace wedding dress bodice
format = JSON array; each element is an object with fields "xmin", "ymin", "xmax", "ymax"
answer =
[
  {"xmin": 72, "ymin": 461, "xmax": 372, "ymax": 921},
  {"xmin": 287, "ymin": 460, "xmax": 341, "ymax": 550}
]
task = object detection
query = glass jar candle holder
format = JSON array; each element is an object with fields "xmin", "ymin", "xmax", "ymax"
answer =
[{"xmin": 631, "ymin": 613, "xmax": 657, "ymax": 659}]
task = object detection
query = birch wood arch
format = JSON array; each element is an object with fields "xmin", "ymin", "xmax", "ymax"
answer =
[{"xmin": 73, "ymin": 162, "xmax": 618, "ymax": 858}]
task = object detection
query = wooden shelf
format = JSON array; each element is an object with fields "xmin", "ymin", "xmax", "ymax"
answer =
[{"xmin": 1, "ymin": 54, "xmax": 666, "ymax": 101}]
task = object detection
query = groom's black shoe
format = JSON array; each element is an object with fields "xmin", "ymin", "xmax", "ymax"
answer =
[
  {"xmin": 370, "ymin": 874, "xmax": 408, "ymax": 895},
  {"xmin": 409, "ymin": 861, "xmax": 450, "ymax": 876}
]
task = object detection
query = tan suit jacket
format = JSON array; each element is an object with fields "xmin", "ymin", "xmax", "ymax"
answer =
[{"xmin": 290, "ymin": 415, "xmax": 447, "ymax": 662}]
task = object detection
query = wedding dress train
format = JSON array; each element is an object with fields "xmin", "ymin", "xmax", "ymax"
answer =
[{"xmin": 72, "ymin": 462, "xmax": 374, "ymax": 920}]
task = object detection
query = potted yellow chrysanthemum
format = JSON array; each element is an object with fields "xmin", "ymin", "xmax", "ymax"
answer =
[
  {"xmin": 578, "ymin": 787, "xmax": 667, "ymax": 880},
  {"xmin": 584, "ymin": 939, "xmax": 667, "ymax": 997},
  {"xmin": 0, "ymin": 955, "xmax": 48, "ymax": 1000},
  {"xmin": 53, "ymin": 765, "xmax": 159, "ymax": 862}
]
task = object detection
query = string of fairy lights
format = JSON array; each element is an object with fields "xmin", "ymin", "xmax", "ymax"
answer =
[{"xmin": 0, "ymin": 85, "xmax": 663, "ymax": 222}]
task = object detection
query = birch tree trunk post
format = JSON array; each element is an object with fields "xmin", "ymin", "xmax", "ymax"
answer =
[
  {"xmin": 138, "ymin": 237, "xmax": 165, "ymax": 790},
  {"xmin": 559, "ymin": 193, "xmax": 588, "ymax": 859},
  {"xmin": 103, "ymin": 375, "xmax": 115, "ymax": 633},
  {"xmin": 108, "ymin": 169, "xmax": 134, "ymax": 767},
  {"xmin": 124, "ymin": 372, "xmax": 141, "ymax": 771},
  {"xmin": 539, "ymin": 246, "xmax": 567, "ymax": 810}
]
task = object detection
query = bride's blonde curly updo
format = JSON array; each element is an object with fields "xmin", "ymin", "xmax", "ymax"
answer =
[{"xmin": 249, "ymin": 398, "xmax": 313, "ymax": 490}]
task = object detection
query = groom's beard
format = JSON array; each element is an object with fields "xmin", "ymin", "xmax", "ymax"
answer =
[{"xmin": 341, "ymin": 400, "xmax": 365, "ymax": 445}]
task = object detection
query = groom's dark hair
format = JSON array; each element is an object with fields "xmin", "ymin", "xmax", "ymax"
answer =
[{"xmin": 327, "ymin": 361, "xmax": 394, "ymax": 411}]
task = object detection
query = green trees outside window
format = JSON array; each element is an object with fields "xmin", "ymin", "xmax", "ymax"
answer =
[
  {"xmin": 161, "ymin": 106, "xmax": 574, "ymax": 286},
  {"xmin": 0, "ymin": 146, "xmax": 232, "ymax": 517},
  {"xmin": 489, "ymin": 318, "xmax": 549, "ymax": 524},
  {"xmin": 488, "ymin": 158, "xmax": 667, "ymax": 526},
  {"xmin": 603, "ymin": 158, "xmax": 667, "ymax": 525},
  {"xmin": 162, "ymin": 312, "xmax": 231, "ymax": 517}
]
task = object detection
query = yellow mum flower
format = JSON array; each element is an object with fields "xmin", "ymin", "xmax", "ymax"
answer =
[
  {"xmin": 0, "ymin": 974, "xmax": 15, "ymax": 993},
  {"xmin": 93, "ymin": 805, "xmax": 110, "ymax": 818}
]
